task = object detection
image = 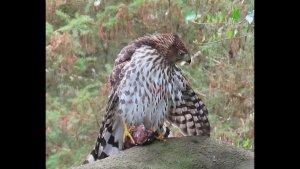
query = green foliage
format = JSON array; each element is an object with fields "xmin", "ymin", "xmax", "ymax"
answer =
[
  {"xmin": 243, "ymin": 138, "xmax": 251, "ymax": 148},
  {"xmin": 84, "ymin": 0, "xmax": 96, "ymax": 14},
  {"xmin": 46, "ymin": 0, "xmax": 254, "ymax": 168},
  {"xmin": 57, "ymin": 14, "xmax": 94, "ymax": 35},
  {"xmin": 58, "ymin": 3, "xmax": 77, "ymax": 17},
  {"xmin": 206, "ymin": 14, "xmax": 211, "ymax": 22},
  {"xmin": 46, "ymin": 22, "xmax": 53, "ymax": 44},
  {"xmin": 56, "ymin": 10, "xmax": 71, "ymax": 23},
  {"xmin": 46, "ymin": 80, "xmax": 102, "ymax": 169},
  {"xmin": 128, "ymin": 0, "xmax": 146, "ymax": 9},
  {"xmin": 228, "ymin": 31, "xmax": 233, "ymax": 38},
  {"xmin": 102, "ymin": 17, "xmax": 118, "ymax": 29},
  {"xmin": 74, "ymin": 57, "xmax": 97, "ymax": 73},
  {"xmin": 232, "ymin": 8, "xmax": 241, "ymax": 22}
]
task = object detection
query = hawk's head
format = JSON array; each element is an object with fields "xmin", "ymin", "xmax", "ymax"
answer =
[{"xmin": 135, "ymin": 33, "xmax": 190, "ymax": 64}]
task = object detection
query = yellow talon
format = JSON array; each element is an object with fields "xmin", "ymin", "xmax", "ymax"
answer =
[
  {"xmin": 155, "ymin": 134, "xmax": 166, "ymax": 142},
  {"xmin": 123, "ymin": 124, "xmax": 136, "ymax": 144}
]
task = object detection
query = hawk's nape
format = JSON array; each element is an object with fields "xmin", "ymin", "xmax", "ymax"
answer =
[{"xmin": 83, "ymin": 33, "xmax": 210, "ymax": 164}]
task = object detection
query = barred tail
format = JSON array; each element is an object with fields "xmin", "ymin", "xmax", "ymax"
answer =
[{"xmin": 83, "ymin": 115, "xmax": 125, "ymax": 164}]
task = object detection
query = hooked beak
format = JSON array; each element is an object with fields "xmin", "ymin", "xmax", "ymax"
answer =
[
  {"xmin": 184, "ymin": 53, "xmax": 191, "ymax": 64},
  {"xmin": 186, "ymin": 58, "xmax": 191, "ymax": 64}
]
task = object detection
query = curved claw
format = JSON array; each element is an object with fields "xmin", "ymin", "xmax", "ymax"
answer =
[{"xmin": 155, "ymin": 134, "xmax": 167, "ymax": 142}]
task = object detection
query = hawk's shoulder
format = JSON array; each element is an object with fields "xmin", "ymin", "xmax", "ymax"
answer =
[{"xmin": 110, "ymin": 43, "xmax": 139, "ymax": 90}]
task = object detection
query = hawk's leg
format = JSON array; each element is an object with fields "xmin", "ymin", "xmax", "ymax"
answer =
[{"xmin": 123, "ymin": 124, "xmax": 136, "ymax": 145}]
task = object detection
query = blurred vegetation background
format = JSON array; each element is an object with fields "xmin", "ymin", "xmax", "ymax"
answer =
[{"xmin": 46, "ymin": 0, "xmax": 254, "ymax": 168}]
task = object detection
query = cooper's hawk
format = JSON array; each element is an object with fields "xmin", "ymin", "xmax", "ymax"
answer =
[{"xmin": 83, "ymin": 33, "xmax": 210, "ymax": 164}]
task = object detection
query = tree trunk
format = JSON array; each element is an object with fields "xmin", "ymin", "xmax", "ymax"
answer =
[{"xmin": 71, "ymin": 136, "xmax": 254, "ymax": 169}]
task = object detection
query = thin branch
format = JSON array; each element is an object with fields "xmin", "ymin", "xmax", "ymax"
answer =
[
  {"xmin": 211, "ymin": 58, "xmax": 221, "ymax": 65},
  {"xmin": 189, "ymin": 20, "xmax": 244, "ymax": 26},
  {"xmin": 190, "ymin": 20, "xmax": 227, "ymax": 25},
  {"xmin": 198, "ymin": 35, "xmax": 248, "ymax": 46}
]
